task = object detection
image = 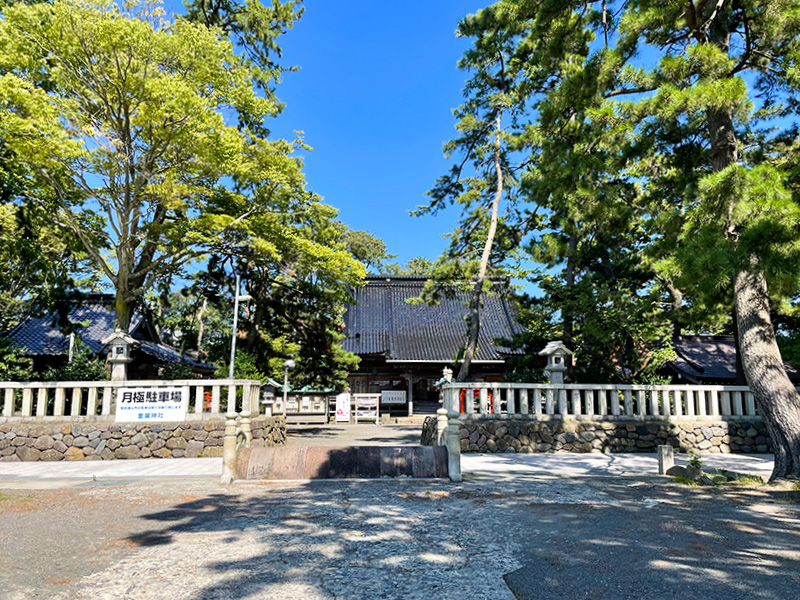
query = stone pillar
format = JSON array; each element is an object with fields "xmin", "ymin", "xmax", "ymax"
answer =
[
  {"xmin": 405, "ymin": 373, "xmax": 414, "ymax": 417},
  {"xmin": 221, "ymin": 412, "xmax": 238, "ymax": 484},
  {"xmin": 238, "ymin": 410, "xmax": 252, "ymax": 449},
  {"xmin": 436, "ymin": 408, "xmax": 448, "ymax": 446},
  {"xmin": 658, "ymin": 445, "xmax": 674, "ymax": 475},
  {"xmin": 446, "ymin": 409, "xmax": 462, "ymax": 482}
]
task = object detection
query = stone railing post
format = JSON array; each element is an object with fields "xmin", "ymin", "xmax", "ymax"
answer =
[
  {"xmin": 221, "ymin": 411, "xmax": 238, "ymax": 484},
  {"xmin": 446, "ymin": 409, "xmax": 462, "ymax": 482},
  {"xmin": 436, "ymin": 408, "xmax": 448, "ymax": 445},
  {"xmin": 238, "ymin": 410, "xmax": 252, "ymax": 448}
]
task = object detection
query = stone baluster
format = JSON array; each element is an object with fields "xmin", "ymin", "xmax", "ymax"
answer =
[
  {"xmin": 436, "ymin": 408, "xmax": 448, "ymax": 445},
  {"xmin": 238, "ymin": 410, "xmax": 253, "ymax": 449},
  {"xmin": 623, "ymin": 390, "xmax": 633, "ymax": 416},
  {"xmin": 611, "ymin": 390, "xmax": 621, "ymax": 416},
  {"xmin": 649, "ymin": 390, "xmax": 659, "ymax": 416},
  {"xmin": 21, "ymin": 388, "xmax": 32, "ymax": 416},
  {"xmin": 446, "ymin": 409, "xmax": 462, "ymax": 482},
  {"xmin": 36, "ymin": 388, "xmax": 47, "ymax": 417},
  {"xmin": 221, "ymin": 412, "xmax": 238, "ymax": 484},
  {"xmin": 3, "ymin": 388, "xmax": 13, "ymax": 417}
]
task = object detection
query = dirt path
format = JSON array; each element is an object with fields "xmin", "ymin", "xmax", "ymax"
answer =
[{"xmin": 1, "ymin": 475, "xmax": 799, "ymax": 600}]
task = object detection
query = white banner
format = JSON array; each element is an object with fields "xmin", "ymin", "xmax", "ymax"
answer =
[
  {"xmin": 381, "ymin": 390, "xmax": 406, "ymax": 405},
  {"xmin": 335, "ymin": 393, "xmax": 351, "ymax": 423},
  {"xmin": 115, "ymin": 387, "xmax": 188, "ymax": 423}
]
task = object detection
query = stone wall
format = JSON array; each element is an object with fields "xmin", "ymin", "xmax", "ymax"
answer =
[
  {"xmin": 0, "ymin": 416, "xmax": 286, "ymax": 462},
  {"xmin": 449, "ymin": 417, "xmax": 771, "ymax": 454}
]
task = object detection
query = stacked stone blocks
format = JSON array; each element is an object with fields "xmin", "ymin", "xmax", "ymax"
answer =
[
  {"xmin": 423, "ymin": 416, "xmax": 771, "ymax": 454},
  {"xmin": 0, "ymin": 416, "xmax": 286, "ymax": 462}
]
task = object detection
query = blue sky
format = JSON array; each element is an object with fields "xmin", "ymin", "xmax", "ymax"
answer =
[{"xmin": 265, "ymin": 2, "xmax": 487, "ymax": 267}]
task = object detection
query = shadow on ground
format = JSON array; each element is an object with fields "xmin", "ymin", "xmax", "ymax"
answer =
[{"xmin": 118, "ymin": 471, "xmax": 800, "ymax": 600}]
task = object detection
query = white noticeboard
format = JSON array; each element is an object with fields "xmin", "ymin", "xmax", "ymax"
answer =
[
  {"xmin": 335, "ymin": 393, "xmax": 351, "ymax": 423},
  {"xmin": 115, "ymin": 387, "xmax": 188, "ymax": 423},
  {"xmin": 381, "ymin": 390, "xmax": 406, "ymax": 405}
]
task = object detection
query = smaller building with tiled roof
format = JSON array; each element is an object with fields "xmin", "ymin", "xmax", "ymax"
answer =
[
  {"xmin": 665, "ymin": 335, "xmax": 800, "ymax": 384},
  {"xmin": 342, "ymin": 276, "xmax": 524, "ymax": 414},
  {"xmin": 3, "ymin": 295, "xmax": 214, "ymax": 378}
]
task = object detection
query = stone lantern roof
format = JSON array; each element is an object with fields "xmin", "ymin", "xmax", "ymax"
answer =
[{"xmin": 538, "ymin": 341, "xmax": 573, "ymax": 358}]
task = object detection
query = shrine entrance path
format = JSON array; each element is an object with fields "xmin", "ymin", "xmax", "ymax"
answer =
[{"xmin": 284, "ymin": 423, "xmax": 422, "ymax": 447}]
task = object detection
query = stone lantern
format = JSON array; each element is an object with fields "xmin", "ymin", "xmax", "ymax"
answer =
[
  {"xmin": 538, "ymin": 341, "xmax": 573, "ymax": 385},
  {"xmin": 442, "ymin": 366, "xmax": 453, "ymax": 383},
  {"xmin": 102, "ymin": 329, "xmax": 138, "ymax": 381}
]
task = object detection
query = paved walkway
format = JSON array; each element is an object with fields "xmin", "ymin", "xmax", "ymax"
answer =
[
  {"xmin": 1, "ymin": 460, "xmax": 797, "ymax": 600},
  {"xmin": 0, "ymin": 452, "xmax": 775, "ymax": 487},
  {"xmin": 462, "ymin": 452, "xmax": 775, "ymax": 481},
  {"xmin": 285, "ymin": 423, "xmax": 421, "ymax": 447}
]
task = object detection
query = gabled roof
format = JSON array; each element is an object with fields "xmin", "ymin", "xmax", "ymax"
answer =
[
  {"xmin": 342, "ymin": 277, "xmax": 524, "ymax": 363},
  {"xmin": 4, "ymin": 295, "xmax": 213, "ymax": 370},
  {"xmin": 668, "ymin": 335, "xmax": 800, "ymax": 383}
]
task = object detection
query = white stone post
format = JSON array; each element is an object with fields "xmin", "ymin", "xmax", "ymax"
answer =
[
  {"xmin": 436, "ymin": 407, "xmax": 448, "ymax": 445},
  {"xmin": 658, "ymin": 445, "xmax": 674, "ymax": 475},
  {"xmin": 405, "ymin": 373, "xmax": 414, "ymax": 417},
  {"xmin": 221, "ymin": 412, "xmax": 238, "ymax": 484},
  {"xmin": 446, "ymin": 409, "xmax": 462, "ymax": 482},
  {"xmin": 238, "ymin": 410, "xmax": 252, "ymax": 448}
]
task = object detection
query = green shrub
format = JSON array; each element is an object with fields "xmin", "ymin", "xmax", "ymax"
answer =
[
  {"xmin": 42, "ymin": 339, "xmax": 107, "ymax": 382},
  {"xmin": 0, "ymin": 339, "xmax": 34, "ymax": 381},
  {"xmin": 160, "ymin": 361, "xmax": 195, "ymax": 380}
]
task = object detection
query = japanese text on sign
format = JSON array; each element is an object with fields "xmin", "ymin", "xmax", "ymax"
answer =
[{"xmin": 115, "ymin": 387, "xmax": 188, "ymax": 423}]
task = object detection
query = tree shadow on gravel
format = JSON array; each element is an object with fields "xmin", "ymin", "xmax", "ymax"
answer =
[{"xmin": 124, "ymin": 475, "xmax": 800, "ymax": 600}]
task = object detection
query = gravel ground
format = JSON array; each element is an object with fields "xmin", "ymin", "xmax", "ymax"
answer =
[{"xmin": 1, "ymin": 474, "xmax": 799, "ymax": 600}]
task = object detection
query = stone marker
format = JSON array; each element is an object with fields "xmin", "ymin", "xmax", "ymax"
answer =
[{"xmin": 657, "ymin": 445, "xmax": 674, "ymax": 474}]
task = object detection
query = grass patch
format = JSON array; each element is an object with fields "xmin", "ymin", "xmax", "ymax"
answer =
[
  {"xmin": 734, "ymin": 474, "xmax": 765, "ymax": 485},
  {"xmin": 0, "ymin": 492, "xmax": 31, "ymax": 502},
  {"xmin": 672, "ymin": 476, "xmax": 699, "ymax": 486}
]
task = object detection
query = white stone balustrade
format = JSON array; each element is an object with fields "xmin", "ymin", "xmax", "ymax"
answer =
[
  {"xmin": 441, "ymin": 382, "xmax": 771, "ymax": 420},
  {"xmin": 0, "ymin": 379, "xmax": 263, "ymax": 421}
]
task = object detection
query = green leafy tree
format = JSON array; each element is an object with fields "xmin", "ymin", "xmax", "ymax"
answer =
[
  {"xmin": 344, "ymin": 229, "xmax": 398, "ymax": 274},
  {"xmin": 0, "ymin": 338, "xmax": 33, "ymax": 382},
  {"xmin": 42, "ymin": 338, "xmax": 108, "ymax": 382},
  {"xmin": 0, "ymin": 0, "xmax": 325, "ymax": 332},
  {"xmin": 416, "ymin": 8, "xmax": 532, "ymax": 381},
  {"xmin": 462, "ymin": 0, "xmax": 800, "ymax": 479}
]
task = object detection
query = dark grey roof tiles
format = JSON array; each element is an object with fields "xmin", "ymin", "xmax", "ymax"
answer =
[
  {"xmin": 4, "ymin": 296, "xmax": 213, "ymax": 369},
  {"xmin": 343, "ymin": 277, "xmax": 524, "ymax": 362},
  {"xmin": 669, "ymin": 335, "xmax": 800, "ymax": 382},
  {"xmin": 5, "ymin": 297, "xmax": 143, "ymax": 356}
]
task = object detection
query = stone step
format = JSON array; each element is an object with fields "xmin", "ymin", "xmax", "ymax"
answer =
[{"xmin": 235, "ymin": 445, "xmax": 449, "ymax": 480}]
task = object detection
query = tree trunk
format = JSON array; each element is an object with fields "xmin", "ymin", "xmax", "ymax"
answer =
[
  {"xmin": 456, "ymin": 109, "xmax": 504, "ymax": 382},
  {"xmin": 114, "ymin": 289, "xmax": 135, "ymax": 333},
  {"xmin": 731, "ymin": 307, "xmax": 747, "ymax": 385},
  {"xmin": 196, "ymin": 296, "xmax": 208, "ymax": 351},
  {"xmin": 735, "ymin": 264, "xmax": 800, "ymax": 480},
  {"xmin": 562, "ymin": 229, "xmax": 578, "ymax": 380},
  {"xmin": 707, "ymin": 87, "xmax": 800, "ymax": 478}
]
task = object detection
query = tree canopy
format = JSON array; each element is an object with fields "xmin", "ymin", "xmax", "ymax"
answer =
[
  {"xmin": 428, "ymin": 0, "xmax": 800, "ymax": 479},
  {"xmin": 0, "ymin": 0, "xmax": 365, "ymax": 386}
]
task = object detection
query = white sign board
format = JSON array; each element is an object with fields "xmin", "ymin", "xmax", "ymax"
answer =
[
  {"xmin": 335, "ymin": 393, "xmax": 351, "ymax": 423},
  {"xmin": 115, "ymin": 387, "xmax": 188, "ymax": 423},
  {"xmin": 381, "ymin": 390, "xmax": 406, "ymax": 405}
]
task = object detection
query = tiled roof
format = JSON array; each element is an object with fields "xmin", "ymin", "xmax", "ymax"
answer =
[
  {"xmin": 3, "ymin": 296, "xmax": 213, "ymax": 369},
  {"xmin": 342, "ymin": 277, "xmax": 524, "ymax": 362},
  {"xmin": 668, "ymin": 335, "xmax": 800, "ymax": 382}
]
